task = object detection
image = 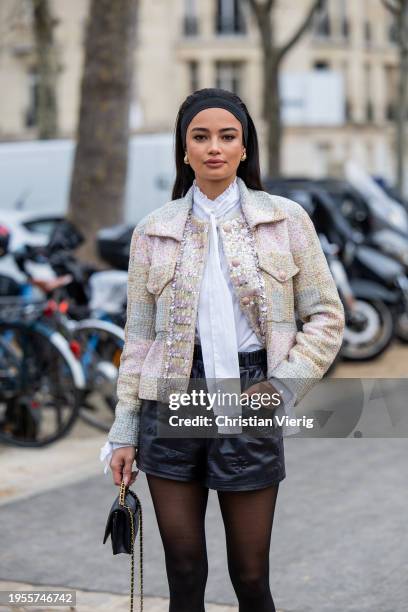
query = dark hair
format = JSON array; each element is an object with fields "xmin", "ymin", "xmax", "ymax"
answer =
[{"xmin": 171, "ymin": 88, "xmax": 264, "ymax": 199}]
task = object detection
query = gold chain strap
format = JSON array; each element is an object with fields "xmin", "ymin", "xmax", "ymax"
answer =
[{"xmin": 119, "ymin": 481, "xmax": 143, "ymax": 612}]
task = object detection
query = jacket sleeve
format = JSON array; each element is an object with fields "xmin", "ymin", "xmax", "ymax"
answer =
[
  {"xmin": 268, "ymin": 204, "xmax": 345, "ymax": 404},
  {"xmin": 107, "ymin": 225, "xmax": 156, "ymax": 445}
]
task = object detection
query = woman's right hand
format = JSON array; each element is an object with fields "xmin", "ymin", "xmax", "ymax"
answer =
[{"xmin": 111, "ymin": 446, "xmax": 138, "ymax": 486}]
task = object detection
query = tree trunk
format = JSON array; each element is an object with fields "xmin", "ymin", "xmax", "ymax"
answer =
[
  {"xmin": 248, "ymin": 1, "xmax": 282, "ymax": 176},
  {"xmin": 248, "ymin": 0, "xmax": 322, "ymax": 178},
  {"xmin": 32, "ymin": 0, "xmax": 58, "ymax": 139},
  {"xmin": 396, "ymin": 0, "xmax": 408, "ymax": 194},
  {"xmin": 68, "ymin": 0, "xmax": 138, "ymax": 266},
  {"xmin": 266, "ymin": 57, "xmax": 281, "ymax": 177}
]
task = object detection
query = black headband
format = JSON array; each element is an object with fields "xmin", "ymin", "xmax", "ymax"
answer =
[{"xmin": 180, "ymin": 96, "xmax": 248, "ymax": 149}]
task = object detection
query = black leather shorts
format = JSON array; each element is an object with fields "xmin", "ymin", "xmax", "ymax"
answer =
[{"xmin": 136, "ymin": 345, "xmax": 285, "ymax": 491}]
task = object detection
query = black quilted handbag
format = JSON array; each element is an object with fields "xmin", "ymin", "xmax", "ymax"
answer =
[{"xmin": 103, "ymin": 481, "xmax": 143, "ymax": 612}]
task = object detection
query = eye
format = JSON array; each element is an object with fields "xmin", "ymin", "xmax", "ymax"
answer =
[{"xmin": 192, "ymin": 134, "xmax": 236, "ymax": 141}]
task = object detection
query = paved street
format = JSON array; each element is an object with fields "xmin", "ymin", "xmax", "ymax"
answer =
[
  {"xmin": 0, "ymin": 580, "xmax": 236, "ymax": 612},
  {"xmin": 0, "ymin": 340, "xmax": 407, "ymax": 612}
]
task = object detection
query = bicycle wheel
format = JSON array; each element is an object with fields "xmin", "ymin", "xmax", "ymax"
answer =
[
  {"xmin": 74, "ymin": 320, "xmax": 124, "ymax": 431},
  {"xmin": 0, "ymin": 321, "xmax": 84, "ymax": 447}
]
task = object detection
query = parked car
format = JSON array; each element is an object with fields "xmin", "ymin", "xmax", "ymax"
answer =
[{"xmin": 0, "ymin": 210, "xmax": 64, "ymax": 251}]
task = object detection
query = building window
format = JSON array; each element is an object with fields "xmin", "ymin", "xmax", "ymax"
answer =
[
  {"xmin": 215, "ymin": 61, "xmax": 243, "ymax": 95},
  {"xmin": 388, "ymin": 22, "xmax": 398, "ymax": 44},
  {"xmin": 364, "ymin": 21, "xmax": 371, "ymax": 45},
  {"xmin": 341, "ymin": 18, "xmax": 349, "ymax": 38},
  {"xmin": 386, "ymin": 103, "xmax": 396, "ymax": 121},
  {"xmin": 384, "ymin": 63, "xmax": 397, "ymax": 120},
  {"xmin": 313, "ymin": 0, "xmax": 331, "ymax": 38},
  {"xmin": 183, "ymin": 0, "xmax": 198, "ymax": 36},
  {"xmin": 188, "ymin": 60, "xmax": 199, "ymax": 92},
  {"xmin": 386, "ymin": 11, "xmax": 399, "ymax": 44},
  {"xmin": 365, "ymin": 64, "xmax": 373, "ymax": 122},
  {"xmin": 340, "ymin": 60, "xmax": 351, "ymax": 122},
  {"xmin": 215, "ymin": 0, "xmax": 246, "ymax": 35},
  {"xmin": 25, "ymin": 69, "xmax": 39, "ymax": 128},
  {"xmin": 336, "ymin": 0, "xmax": 349, "ymax": 38},
  {"xmin": 345, "ymin": 99, "xmax": 352, "ymax": 122}
]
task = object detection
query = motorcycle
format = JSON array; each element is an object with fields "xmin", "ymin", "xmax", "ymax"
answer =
[{"xmin": 264, "ymin": 179, "xmax": 404, "ymax": 360}]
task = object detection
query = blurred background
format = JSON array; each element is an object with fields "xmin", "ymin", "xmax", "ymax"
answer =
[{"xmin": 0, "ymin": 3, "xmax": 408, "ymax": 610}]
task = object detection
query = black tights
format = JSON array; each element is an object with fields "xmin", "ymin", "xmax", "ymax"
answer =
[{"xmin": 146, "ymin": 474, "xmax": 279, "ymax": 612}]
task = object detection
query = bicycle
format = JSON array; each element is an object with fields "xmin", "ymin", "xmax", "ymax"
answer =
[{"xmin": 0, "ymin": 296, "xmax": 85, "ymax": 447}]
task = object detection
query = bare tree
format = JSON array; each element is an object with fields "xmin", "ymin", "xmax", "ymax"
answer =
[
  {"xmin": 382, "ymin": 0, "xmax": 408, "ymax": 195},
  {"xmin": 32, "ymin": 0, "xmax": 58, "ymax": 138},
  {"xmin": 68, "ymin": 0, "xmax": 138, "ymax": 265},
  {"xmin": 246, "ymin": 0, "xmax": 323, "ymax": 177}
]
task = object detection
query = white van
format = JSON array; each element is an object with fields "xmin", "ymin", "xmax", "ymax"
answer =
[{"xmin": 0, "ymin": 133, "xmax": 176, "ymax": 224}]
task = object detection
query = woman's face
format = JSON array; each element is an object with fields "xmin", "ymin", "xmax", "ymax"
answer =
[{"xmin": 185, "ymin": 107, "xmax": 246, "ymax": 183}]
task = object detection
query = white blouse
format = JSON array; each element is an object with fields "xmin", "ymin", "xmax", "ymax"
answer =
[{"xmin": 100, "ymin": 178, "xmax": 297, "ymax": 474}]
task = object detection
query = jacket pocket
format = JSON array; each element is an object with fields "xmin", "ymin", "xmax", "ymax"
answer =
[
  {"xmin": 258, "ymin": 251, "xmax": 299, "ymax": 282},
  {"xmin": 146, "ymin": 261, "xmax": 177, "ymax": 296},
  {"xmin": 258, "ymin": 251, "xmax": 299, "ymax": 322}
]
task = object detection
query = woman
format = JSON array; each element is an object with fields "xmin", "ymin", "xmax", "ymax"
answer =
[{"xmin": 100, "ymin": 88, "xmax": 345, "ymax": 611}]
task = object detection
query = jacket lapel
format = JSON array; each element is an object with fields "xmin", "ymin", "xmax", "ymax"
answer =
[
  {"xmin": 239, "ymin": 177, "xmax": 287, "ymax": 228},
  {"xmin": 144, "ymin": 185, "xmax": 194, "ymax": 241},
  {"xmin": 143, "ymin": 177, "xmax": 287, "ymax": 241}
]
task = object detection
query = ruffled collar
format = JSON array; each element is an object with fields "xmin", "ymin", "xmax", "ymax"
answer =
[{"xmin": 192, "ymin": 177, "xmax": 240, "ymax": 221}]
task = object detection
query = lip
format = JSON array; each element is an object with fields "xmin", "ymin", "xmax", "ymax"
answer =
[{"xmin": 205, "ymin": 160, "xmax": 225, "ymax": 167}]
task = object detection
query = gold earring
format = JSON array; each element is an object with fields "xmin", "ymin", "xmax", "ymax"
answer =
[
  {"xmin": 184, "ymin": 152, "xmax": 189, "ymax": 164},
  {"xmin": 241, "ymin": 151, "xmax": 247, "ymax": 162}
]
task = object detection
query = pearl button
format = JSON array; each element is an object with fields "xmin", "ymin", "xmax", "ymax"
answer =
[
  {"xmin": 278, "ymin": 270, "xmax": 286, "ymax": 281},
  {"xmin": 223, "ymin": 223, "xmax": 232, "ymax": 232},
  {"xmin": 241, "ymin": 296, "xmax": 250, "ymax": 305},
  {"xmin": 231, "ymin": 258, "xmax": 240, "ymax": 267}
]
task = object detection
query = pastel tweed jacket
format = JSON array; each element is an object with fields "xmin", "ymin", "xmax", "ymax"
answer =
[{"xmin": 108, "ymin": 176, "xmax": 345, "ymax": 445}]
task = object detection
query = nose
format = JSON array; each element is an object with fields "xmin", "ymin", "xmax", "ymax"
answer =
[{"xmin": 208, "ymin": 136, "xmax": 222, "ymax": 153}]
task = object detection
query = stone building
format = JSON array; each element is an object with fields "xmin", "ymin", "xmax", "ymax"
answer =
[{"xmin": 0, "ymin": 0, "xmax": 402, "ymax": 183}]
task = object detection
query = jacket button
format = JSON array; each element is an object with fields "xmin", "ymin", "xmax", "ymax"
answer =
[
  {"xmin": 278, "ymin": 270, "xmax": 286, "ymax": 281},
  {"xmin": 223, "ymin": 223, "xmax": 232, "ymax": 232},
  {"xmin": 241, "ymin": 296, "xmax": 250, "ymax": 305},
  {"xmin": 231, "ymin": 258, "xmax": 240, "ymax": 267}
]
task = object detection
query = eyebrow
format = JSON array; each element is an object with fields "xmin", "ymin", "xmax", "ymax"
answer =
[{"xmin": 190, "ymin": 127, "xmax": 239, "ymax": 133}]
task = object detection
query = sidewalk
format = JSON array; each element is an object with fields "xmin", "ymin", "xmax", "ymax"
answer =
[
  {"xmin": 1, "ymin": 399, "xmax": 407, "ymax": 611},
  {"xmin": 0, "ymin": 421, "xmax": 107, "ymax": 507},
  {"xmin": 0, "ymin": 422, "xmax": 243, "ymax": 612},
  {"xmin": 0, "ymin": 580, "xmax": 239, "ymax": 612}
]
